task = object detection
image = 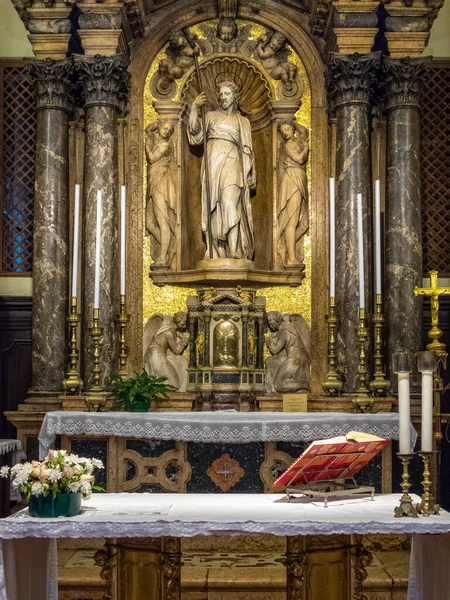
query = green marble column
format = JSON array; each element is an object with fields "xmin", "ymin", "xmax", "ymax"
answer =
[
  {"xmin": 27, "ymin": 58, "xmax": 73, "ymax": 392},
  {"xmin": 384, "ymin": 57, "xmax": 429, "ymax": 388},
  {"xmin": 74, "ymin": 54, "xmax": 129, "ymax": 389},
  {"xmin": 326, "ymin": 53, "xmax": 381, "ymax": 392}
]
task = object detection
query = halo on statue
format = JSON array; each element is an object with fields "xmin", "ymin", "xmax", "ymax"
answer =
[
  {"xmin": 181, "ymin": 56, "xmax": 273, "ymax": 131},
  {"xmin": 214, "ymin": 72, "xmax": 243, "ymax": 93}
]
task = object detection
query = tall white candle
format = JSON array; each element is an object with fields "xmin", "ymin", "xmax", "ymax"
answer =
[
  {"xmin": 329, "ymin": 178, "xmax": 336, "ymax": 298},
  {"xmin": 421, "ymin": 370, "xmax": 434, "ymax": 452},
  {"xmin": 120, "ymin": 185, "xmax": 126, "ymax": 296},
  {"xmin": 374, "ymin": 180, "xmax": 382, "ymax": 295},
  {"xmin": 398, "ymin": 372, "xmax": 411, "ymax": 454},
  {"xmin": 93, "ymin": 190, "xmax": 102, "ymax": 310},
  {"xmin": 357, "ymin": 193, "xmax": 365, "ymax": 309},
  {"xmin": 71, "ymin": 184, "xmax": 81, "ymax": 299}
]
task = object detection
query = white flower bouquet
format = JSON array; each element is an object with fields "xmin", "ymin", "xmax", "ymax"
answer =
[{"xmin": 0, "ymin": 449, "xmax": 104, "ymax": 500}]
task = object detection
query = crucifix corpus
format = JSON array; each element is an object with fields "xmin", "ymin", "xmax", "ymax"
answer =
[{"xmin": 414, "ymin": 270, "xmax": 450, "ymax": 360}]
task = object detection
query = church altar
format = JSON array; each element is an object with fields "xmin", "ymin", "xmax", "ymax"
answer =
[
  {"xmin": 1, "ymin": 493, "xmax": 450, "ymax": 600},
  {"xmin": 38, "ymin": 410, "xmax": 417, "ymax": 458}
]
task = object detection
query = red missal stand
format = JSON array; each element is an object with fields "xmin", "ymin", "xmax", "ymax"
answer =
[{"xmin": 272, "ymin": 431, "xmax": 390, "ymax": 506}]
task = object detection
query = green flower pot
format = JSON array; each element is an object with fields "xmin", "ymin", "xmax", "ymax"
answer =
[
  {"xmin": 29, "ymin": 492, "xmax": 82, "ymax": 518},
  {"xmin": 129, "ymin": 400, "xmax": 151, "ymax": 412}
]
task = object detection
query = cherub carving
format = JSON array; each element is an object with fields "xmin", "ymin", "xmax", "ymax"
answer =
[
  {"xmin": 197, "ymin": 21, "xmax": 254, "ymax": 55},
  {"xmin": 156, "ymin": 31, "xmax": 201, "ymax": 96},
  {"xmin": 255, "ymin": 31, "xmax": 298, "ymax": 92}
]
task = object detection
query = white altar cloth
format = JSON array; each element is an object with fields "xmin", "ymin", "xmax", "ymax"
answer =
[
  {"xmin": 0, "ymin": 493, "xmax": 449, "ymax": 539},
  {"xmin": 38, "ymin": 411, "xmax": 417, "ymax": 458},
  {"xmin": 1, "ymin": 494, "xmax": 449, "ymax": 600}
]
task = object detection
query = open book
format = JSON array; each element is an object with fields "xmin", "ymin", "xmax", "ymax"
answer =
[{"xmin": 272, "ymin": 431, "xmax": 389, "ymax": 489}]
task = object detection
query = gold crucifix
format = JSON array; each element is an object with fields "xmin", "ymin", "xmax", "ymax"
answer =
[{"xmin": 414, "ymin": 270, "xmax": 450, "ymax": 359}]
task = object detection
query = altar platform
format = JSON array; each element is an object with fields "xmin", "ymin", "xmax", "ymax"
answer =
[{"xmin": 1, "ymin": 493, "xmax": 449, "ymax": 600}]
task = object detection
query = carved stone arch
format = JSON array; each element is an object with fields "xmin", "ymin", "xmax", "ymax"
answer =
[{"xmin": 126, "ymin": 0, "xmax": 328, "ymax": 394}]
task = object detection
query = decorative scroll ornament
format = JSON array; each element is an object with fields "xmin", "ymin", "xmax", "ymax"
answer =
[
  {"xmin": 383, "ymin": 57, "xmax": 430, "ymax": 111},
  {"xmin": 74, "ymin": 54, "xmax": 130, "ymax": 110},
  {"xmin": 26, "ymin": 58, "xmax": 73, "ymax": 112},
  {"xmin": 325, "ymin": 52, "xmax": 381, "ymax": 110}
]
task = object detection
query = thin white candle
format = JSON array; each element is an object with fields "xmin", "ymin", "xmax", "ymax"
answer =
[
  {"xmin": 120, "ymin": 185, "xmax": 126, "ymax": 296},
  {"xmin": 357, "ymin": 193, "xmax": 365, "ymax": 309},
  {"xmin": 71, "ymin": 184, "xmax": 80, "ymax": 298},
  {"xmin": 329, "ymin": 178, "xmax": 336, "ymax": 298},
  {"xmin": 374, "ymin": 180, "xmax": 382, "ymax": 295},
  {"xmin": 93, "ymin": 190, "xmax": 102, "ymax": 310},
  {"xmin": 421, "ymin": 370, "xmax": 434, "ymax": 452},
  {"xmin": 398, "ymin": 372, "xmax": 411, "ymax": 454}
]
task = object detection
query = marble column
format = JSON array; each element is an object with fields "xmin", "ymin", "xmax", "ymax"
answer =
[
  {"xmin": 326, "ymin": 53, "xmax": 381, "ymax": 392},
  {"xmin": 384, "ymin": 57, "xmax": 429, "ymax": 388},
  {"xmin": 74, "ymin": 54, "xmax": 129, "ymax": 388},
  {"xmin": 27, "ymin": 58, "xmax": 73, "ymax": 392}
]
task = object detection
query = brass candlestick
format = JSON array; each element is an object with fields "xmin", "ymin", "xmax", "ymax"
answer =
[
  {"xmin": 116, "ymin": 294, "xmax": 130, "ymax": 377},
  {"xmin": 323, "ymin": 297, "xmax": 343, "ymax": 394},
  {"xmin": 88, "ymin": 307, "xmax": 106, "ymax": 411},
  {"xmin": 354, "ymin": 307, "xmax": 373, "ymax": 412},
  {"xmin": 63, "ymin": 296, "xmax": 83, "ymax": 393},
  {"xmin": 370, "ymin": 293, "xmax": 390, "ymax": 395},
  {"xmin": 416, "ymin": 452, "xmax": 440, "ymax": 516},
  {"xmin": 394, "ymin": 453, "xmax": 418, "ymax": 518}
]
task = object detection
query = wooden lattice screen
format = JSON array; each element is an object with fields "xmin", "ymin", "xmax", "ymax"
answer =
[
  {"xmin": 421, "ymin": 61, "xmax": 450, "ymax": 277},
  {"xmin": 0, "ymin": 62, "xmax": 35, "ymax": 274}
]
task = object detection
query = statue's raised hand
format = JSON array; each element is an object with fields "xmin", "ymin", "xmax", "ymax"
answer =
[{"xmin": 193, "ymin": 92, "xmax": 208, "ymax": 108}]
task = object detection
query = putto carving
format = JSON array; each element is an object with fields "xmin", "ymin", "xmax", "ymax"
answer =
[
  {"xmin": 255, "ymin": 30, "xmax": 299, "ymax": 95},
  {"xmin": 277, "ymin": 120, "xmax": 309, "ymax": 267},
  {"xmin": 326, "ymin": 52, "xmax": 381, "ymax": 109},
  {"xmin": 26, "ymin": 58, "xmax": 73, "ymax": 112},
  {"xmin": 74, "ymin": 54, "xmax": 130, "ymax": 110},
  {"xmin": 145, "ymin": 119, "xmax": 177, "ymax": 267},
  {"xmin": 265, "ymin": 311, "xmax": 311, "ymax": 393},
  {"xmin": 143, "ymin": 312, "xmax": 189, "ymax": 391},
  {"xmin": 383, "ymin": 57, "xmax": 430, "ymax": 111},
  {"xmin": 152, "ymin": 31, "xmax": 201, "ymax": 99}
]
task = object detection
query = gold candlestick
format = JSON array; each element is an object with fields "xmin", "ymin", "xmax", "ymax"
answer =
[
  {"xmin": 370, "ymin": 293, "xmax": 390, "ymax": 394},
  {"xmin": 63, "ymin": 296, "xmax": 83, "ymax": 393},
  {"xmin": 394, "ymin": 453, "xmax": 418, "ymax": 518},
  {"xmin": 116, "ymin": 294, "xmax": 130, "ymax": 377},
  {"xmin": 416, "ymin": 452, "xmax": 440, "ymax": 516},
  {"xmin": 323, "ymin": 297, "xmax": 343, "ymax": 394},
  {"xmin": 354, "ymin": 307, "xmax": 373, "ymax": 412},
  {"xmin": 88, "ymin": 307, "xmax": 106, "ymax": 411}
]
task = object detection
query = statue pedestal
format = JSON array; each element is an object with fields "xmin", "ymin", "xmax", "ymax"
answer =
[{"xmin": 150, "ymin": 262, "xmax": 305, "ymax": 288}]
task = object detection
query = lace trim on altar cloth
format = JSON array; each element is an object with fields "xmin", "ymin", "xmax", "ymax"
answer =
[{"xmin": 38, "ymin": 411, "xmax": 417, "ymax": 459}]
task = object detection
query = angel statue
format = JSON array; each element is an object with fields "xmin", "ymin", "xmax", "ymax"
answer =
[
  {"xmin": 143, "ymin": 312, "xmax": 189, "ymax": 392},
  {"xmin": 156, "ymin": 31, "xmax": 201, "ymax": 95},
  {"xmin": 256, "ymin": 31, "xmax": 298, "ymax": 92},
  {"xmin": 187, "ymin": 76, "xmax": 256, "ymax": 261},
  {"xmin": 277, "ymin": 120, "xmax": 309, "ymax": 266},
  {"xmin": 265, "ymin": 311, "xmax": 311, "ymax": 393},
  {"xmin": 145, "ymin": 119, "xmax": 177, "ymax": 267}
]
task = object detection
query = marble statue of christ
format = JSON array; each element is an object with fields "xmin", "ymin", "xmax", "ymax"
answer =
[{"xmin": 187, "ymin": 81, "xmax": 256, "ymax": 260}]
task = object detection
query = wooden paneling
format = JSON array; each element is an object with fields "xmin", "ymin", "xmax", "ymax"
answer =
[{"xmin": 0, "ymin": 297, "xmax": 32, "ymax": 438}]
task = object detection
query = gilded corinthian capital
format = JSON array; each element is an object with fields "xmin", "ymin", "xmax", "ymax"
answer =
[
  {"xmin": 383, "ymin": 56, "xmax": 430, "ymax": 111},
  {"xmin": 26, "ymin": 57, "xmax": 73, "ymax": 112},
  {"xmin": 325, "ymin": 52, "xmax": 382, "ymax": 110},
  {"xmin": 74, "ymin": 54, "xmax": 130, "ymax": 110}
]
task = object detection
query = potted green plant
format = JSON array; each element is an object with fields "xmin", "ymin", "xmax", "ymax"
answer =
[{"xmin": 111, "ymin": 370, "xmax": 173, "ymax": 412}]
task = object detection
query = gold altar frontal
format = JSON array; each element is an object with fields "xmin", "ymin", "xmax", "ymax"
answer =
[{"xmin": 57, "ymin": 533, "xmax": 410, "ymax": 600}]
